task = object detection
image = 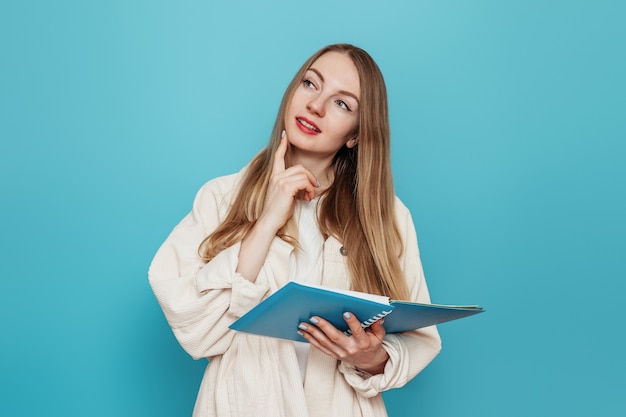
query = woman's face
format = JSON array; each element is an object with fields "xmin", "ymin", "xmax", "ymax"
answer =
[{"xmin": 284, "ymin": 51, "xmax": 360, "ymax": 159}]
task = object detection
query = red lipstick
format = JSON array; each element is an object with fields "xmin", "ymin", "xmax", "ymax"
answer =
[{"xmin": 295, "ymin": 117, "xmax": 321, "ymax": 135}]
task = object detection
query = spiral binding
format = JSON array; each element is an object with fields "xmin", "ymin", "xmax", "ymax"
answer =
[{"xmin": 344, "ymin": 309, "xmax": 394, "ymax": 335}]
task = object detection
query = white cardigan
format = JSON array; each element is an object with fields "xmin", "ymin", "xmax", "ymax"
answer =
[{"xmin": 148, "ymin": 170, "xmax": 441, "ymax": 417}]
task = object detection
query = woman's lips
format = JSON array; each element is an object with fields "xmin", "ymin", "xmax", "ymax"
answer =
[{"xmin": 296, "ymin": 117, "xmax": 321, "ymax": 135}]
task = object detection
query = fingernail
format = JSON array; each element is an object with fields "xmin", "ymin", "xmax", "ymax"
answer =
[
  {"xmin": 316, "ymin": 180, "xmax": 321, "ymax": 187},
  {"xmin": 298, "ymin": 323, "xmax": 308, "ymax": 330},
  {"xmin": 343, "ymin": 312, "xmax": 352, "ymax": 319},
  {"xmin": 281, "ymin": 129, "xmax": 286, "ymax": 138},
  {"xmin": 297, "ymin": 330, "xmax": 304, "ymax": 337},
  {"xmin": 309, "ymin": 317, "xmax": 319, "ymax": 324}
]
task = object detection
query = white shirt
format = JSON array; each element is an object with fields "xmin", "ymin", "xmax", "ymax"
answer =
[
  {"xmin": 288, "ymin": 197, "xmax": 324, "ymax": 382},
  {"xmin": 148, "ymin": 169, "xmax": 441, "ymax": 417}
]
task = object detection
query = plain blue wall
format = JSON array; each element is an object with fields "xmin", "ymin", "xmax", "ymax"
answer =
[{"xmin": 1, "ymin": 1, "xmax": 624, "ymax": 416}]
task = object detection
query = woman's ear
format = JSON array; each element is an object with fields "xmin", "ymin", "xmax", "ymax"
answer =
[{"xmin": 346, "ymin": 137, "xmax": 358, "ymax": 149}]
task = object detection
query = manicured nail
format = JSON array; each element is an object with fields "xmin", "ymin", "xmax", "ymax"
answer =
[
  {"xmin": 343, "ymin": 312, "xmax": 352, "ymax": 319},
  {"xmin": 281, "ymin": 129, "xmax": 286, "ymax": 138},
  {"xmin": 298, "ymin": 323, "xmax": 308, "ymax": 330},
  {"xmin": 316, "ymin": 179, "xmax": 321, "ymax": 187},
  {"xmin": 297, "ymin": 330, "xmax": 304, "ymax": 337},
  {"xmin": 309, "ymin": 317, "xmax": 319, "ymax": 324}
]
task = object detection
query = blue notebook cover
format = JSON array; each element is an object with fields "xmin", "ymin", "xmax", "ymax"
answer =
[{"xmin": 229, "ymin": 282, "xmax": 484, "ymax": 342}]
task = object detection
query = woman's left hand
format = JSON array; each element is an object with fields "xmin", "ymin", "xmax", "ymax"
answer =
[{"xmin": 298, "ymin": 313, "xmax": 389, "ymax": 374}]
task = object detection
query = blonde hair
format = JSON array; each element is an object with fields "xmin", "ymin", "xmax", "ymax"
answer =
[{"xmin": 199, "ymin": 44, "xmax": 409, "ymax": 300}]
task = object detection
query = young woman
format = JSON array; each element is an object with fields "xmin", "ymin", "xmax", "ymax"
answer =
[{"xmin": 149, "ymin": 43, "xmax": 441, "ymax": 417}]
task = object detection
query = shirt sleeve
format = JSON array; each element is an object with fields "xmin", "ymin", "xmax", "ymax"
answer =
[
  {"xmin": 148, "ymin": 177, "xmax": 270, "ymax": 360},
  {"xmin": 338, "ymin": 199, "xmax": 442, "ymax": 396}
]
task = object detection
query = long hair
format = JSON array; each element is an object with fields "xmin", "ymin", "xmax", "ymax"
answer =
[{"xmin": 199, "ymin": 44, "xmax": 409, "ymax": 300}]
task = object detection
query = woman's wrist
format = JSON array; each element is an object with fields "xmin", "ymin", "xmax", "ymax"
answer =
[
  {"xmin": 355, "ymin": 349, "xmax": 389, "ymax": 375},
  {"xmin": 254, "ymin": 215, "xmax": 282, "ymax": 236},
  {"xmin": 236, "ymin": 217, "xmax": 280, "ymax": 282}
]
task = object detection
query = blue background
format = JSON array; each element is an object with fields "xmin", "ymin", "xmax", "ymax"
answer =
[{"xmin": 1, "ymin": 1, "xmax": 624, "ymax": 416}]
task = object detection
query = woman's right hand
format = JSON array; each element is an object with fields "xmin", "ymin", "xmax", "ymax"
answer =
[
  {"xmin": 236, "ymin": 132, "xmax": 318, "ymax": 282},
  {"xmin": 258, "ymin": 132, "xmax": 319, "ymax": 233}
]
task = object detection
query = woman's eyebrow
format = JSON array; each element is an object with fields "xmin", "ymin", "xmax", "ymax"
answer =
[
  {"xmin": 308, "ymin": 67, "xmax": 360, "ymax": 103},
  {"xmin": 309, "ymin": 67, "xmax": 325, "ymax": 82}
]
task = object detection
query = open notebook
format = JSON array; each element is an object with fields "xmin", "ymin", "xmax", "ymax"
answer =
[{"xmin": 229, "ymin": 282, "xmax": 484, "ymax": 342}]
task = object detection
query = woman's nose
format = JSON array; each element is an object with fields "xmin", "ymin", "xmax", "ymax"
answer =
[{"xmin": 306, "ymin": 95, "xmax": 325, "ymax": 117}]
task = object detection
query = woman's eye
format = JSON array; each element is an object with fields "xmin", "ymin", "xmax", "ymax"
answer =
[
  {"xmin": 303, "ymin": 79, "xmax": 316, "ymax": 89},
  {"xmin": 336, "ymin": 100, "xmax": 351, "ymax": 111}
]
